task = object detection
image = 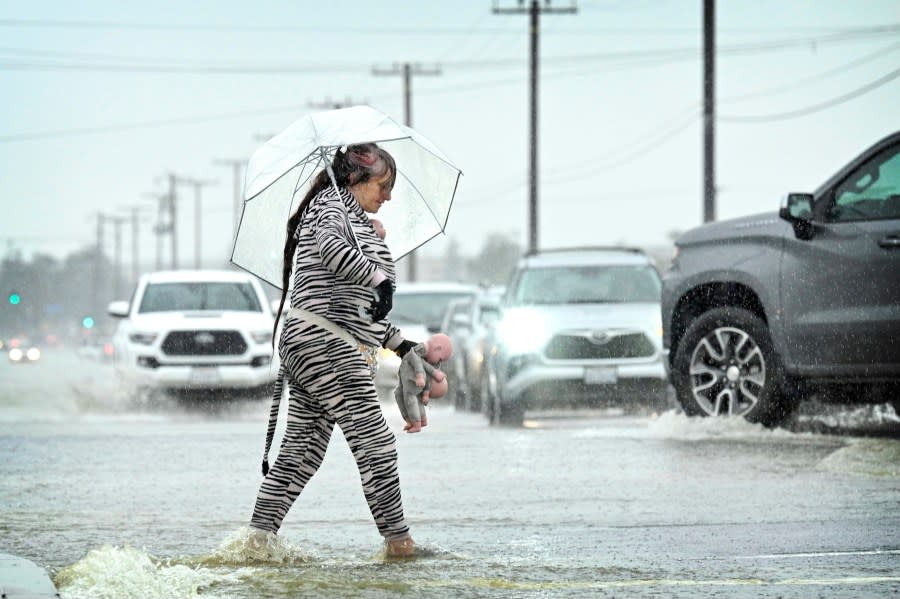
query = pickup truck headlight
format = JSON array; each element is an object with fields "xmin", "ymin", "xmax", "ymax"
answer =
[
  {"xmin": 250, "ymin": 331, "xmax": 273, "ymax": 344},
  {"xmin": 128, "ymin": 332, "xmax": 158, "ymax": 345}
]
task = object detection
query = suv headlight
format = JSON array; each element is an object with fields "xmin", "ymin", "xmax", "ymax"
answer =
[
  {"xmin": 250, "ymin": 330, "xmax": 273, "ymax": 344},
  {"xmin": 495, "ymin": 309, "xmax": 551, "ymax": 354},
  {"xmin": 128, "ymin": 332, "xmax": 158, "ymax": 345}
]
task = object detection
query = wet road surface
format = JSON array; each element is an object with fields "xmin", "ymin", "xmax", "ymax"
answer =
[{"xmin": 2, "ymin": 349, "xmax": 899, "ymax": 598}]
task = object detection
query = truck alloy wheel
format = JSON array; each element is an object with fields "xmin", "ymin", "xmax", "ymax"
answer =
[{"xmin": 673, "ymin": 307, "xmax": 790, "ymax": 425}]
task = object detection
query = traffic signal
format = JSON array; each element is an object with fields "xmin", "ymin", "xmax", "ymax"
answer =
[
  {"xmin": 8, "ymin": 292, "xmax": 21, "ymax": 305},
  {"xmin": 82, "ymin": 316, "xmax": 95, "ymax": 329}
]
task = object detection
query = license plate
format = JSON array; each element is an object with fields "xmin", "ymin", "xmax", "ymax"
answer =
[
  {"xmin": 584, "ymin": 366, "xmax": 617, "ymax": 384},
  {"xmin": 190, "ymin": 366, "xmax": 220, "ymax": 384}
]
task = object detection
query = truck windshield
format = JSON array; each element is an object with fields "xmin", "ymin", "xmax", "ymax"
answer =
[
  {"xmin": 510, "ymin": 265, "xmax": 661, "ymax": 305},
  {"xmin": 138, "ymin": 282, "xmax": 262, "ymax": 313}
]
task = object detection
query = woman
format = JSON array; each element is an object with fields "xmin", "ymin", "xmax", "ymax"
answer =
[{"xmin": 249, "ymin": 143, "xmax": 418, "ymax": 557}]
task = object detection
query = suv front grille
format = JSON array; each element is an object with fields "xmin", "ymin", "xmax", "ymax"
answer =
[
  {"xmin": 544, "ymin": 332, "xmax": 655, "ymax": 360},
  {"xmin": 161, "ymin": 330, "xmax": 247, "ymax": 356}
]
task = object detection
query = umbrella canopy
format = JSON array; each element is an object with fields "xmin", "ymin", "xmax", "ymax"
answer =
[{"xmin": 231, "ymin": 105, "xmax": 462, "ymax": 289}]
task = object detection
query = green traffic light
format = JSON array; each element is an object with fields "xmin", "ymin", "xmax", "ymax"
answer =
[
  {"xmin": 8, "ymin": 293, "xmax": 20, "ymax": 305},
  {"xmin": 82, "ymin": 316, "xmax": 95, "ymax": 329}
]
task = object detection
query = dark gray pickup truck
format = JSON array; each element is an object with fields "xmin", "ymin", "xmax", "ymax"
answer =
[{"xmin": 662, "ymin": 131, "xmax": 900, "ymax": 424}]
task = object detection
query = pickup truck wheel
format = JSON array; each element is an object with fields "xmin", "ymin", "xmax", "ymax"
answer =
[{"xmin": 673, "ymin": 307, "xmax": 790, "ymax": 426}]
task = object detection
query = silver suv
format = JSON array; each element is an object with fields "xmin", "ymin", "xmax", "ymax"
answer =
[{"xmin": 483, "ymin": 248, "xmax": 668, "ymax": 425}]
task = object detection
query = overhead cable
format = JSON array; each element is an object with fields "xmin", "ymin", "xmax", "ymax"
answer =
[{"xmin": 720, "ymin": 65, "xmax": 900, "ymax": 122}]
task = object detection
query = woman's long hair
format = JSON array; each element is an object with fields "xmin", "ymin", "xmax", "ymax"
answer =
[{"xmin": 271, "ymin": 143, "xmax": 396, "ymax": 341}]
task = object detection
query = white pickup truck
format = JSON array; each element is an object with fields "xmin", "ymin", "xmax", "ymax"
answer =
[{"xmin": 108, "ymin": 270, "xmax": 278, "ymax": 396}]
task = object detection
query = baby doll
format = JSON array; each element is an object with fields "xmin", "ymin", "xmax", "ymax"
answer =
[
  {"xmin": 369, "ymin": 218, "xmax": 386, "ymax": 240},
  {"xmin": 394, "ymin": 333, "xmax": 453, "ymax": 433}
]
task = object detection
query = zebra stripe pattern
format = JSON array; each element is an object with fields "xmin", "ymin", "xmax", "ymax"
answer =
[{"xmin": 250, "ymin": 186, "xmax": 409, "ymax": 540}]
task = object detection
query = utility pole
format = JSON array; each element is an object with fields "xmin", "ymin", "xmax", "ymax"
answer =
[
  {"xmin": 106, "ymin": 215, "xmax": 127, "ymax": 299},
  {"xmin": 372, "ymin": 62, "xmax": 441, "ymax": 282},
  {"xmin": 92, "ymin": 213, "xmax": 106, "ymax": 316},
  {"xmin": 142, "ymin": 191, "xmax": 169, "ymax": 270},
  {"xmin": 214, "ymin": 159, "xmax": 247, "ymax": 241},
  {"xmin": 167, "ymin": 173, "xmax": 178, "ymax": 269},
  {"xmin": 703, "ymin": 0, "xmax": 716, "ymax": 223},
  {"xmin": 174, "ymin": 177, "xmax": 217, "ymax": 269},
  {"xmin": 493, "ymin": 0, "xmax": 576, "ymax": 255},
  {"xmin": 119, "ymin": 205, "xmax": 151, "ymax": 285}
]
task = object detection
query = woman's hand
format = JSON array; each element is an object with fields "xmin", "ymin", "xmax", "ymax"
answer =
[{"xmin": 394, "ymin": 339, "xmax": 417, "ymax": 357}]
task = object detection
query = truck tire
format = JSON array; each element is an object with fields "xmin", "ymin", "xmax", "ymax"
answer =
[{"xmin": 672, "ymin": 306, "xmax": 794, "ymax": 426}]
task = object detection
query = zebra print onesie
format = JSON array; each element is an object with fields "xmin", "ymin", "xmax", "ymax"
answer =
[{"xmin": 250, "ymin": 186, "xmax": 410, "ymax": 541}]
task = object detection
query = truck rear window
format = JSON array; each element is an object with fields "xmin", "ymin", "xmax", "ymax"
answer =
[{"xmin": 138, "ymin": 282, "xmax": 262, "ymax": 313}]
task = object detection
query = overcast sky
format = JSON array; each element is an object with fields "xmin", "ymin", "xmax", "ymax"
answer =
[{"xmin": 2, "ymin": 0, "xmax": 899, "ymax": 272}]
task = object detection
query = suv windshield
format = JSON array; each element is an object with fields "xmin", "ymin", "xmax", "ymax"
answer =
[
  {"xmin": 138, "ymin": 282, "xmax": 262, "ymax": 313},
  {"xmin": 392, "ymin": 292, "xmax": 476, "ymax": 327},
  {"xmin": 510, "ymin": 265, "xmax": 661, "ymax": 305}
]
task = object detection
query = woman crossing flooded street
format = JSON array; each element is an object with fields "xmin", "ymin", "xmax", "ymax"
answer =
[{"xmin": 2, "ymin": 348, "xmax": 899, "ymax": 598}]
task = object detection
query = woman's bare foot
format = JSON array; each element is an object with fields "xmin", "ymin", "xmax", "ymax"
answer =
[{"xmin": 384, "ymin": 535, "xmax": 415, "ymax": 558}]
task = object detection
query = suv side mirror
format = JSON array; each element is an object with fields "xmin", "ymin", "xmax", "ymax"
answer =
[
  {"xmin": 107, "ymin": 300, "xmax": 130, "ymax": 318},
  {"xmin": 779, "ymin": 193, "xmax": 815, "ymax": 240}
]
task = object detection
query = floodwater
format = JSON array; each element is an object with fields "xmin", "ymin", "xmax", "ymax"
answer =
[{"xmin": 2, "ymin": 349, "xmax": 899, "ymax": 598}]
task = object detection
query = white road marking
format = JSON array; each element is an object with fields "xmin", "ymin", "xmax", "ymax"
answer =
[{"xmin": 732, "ymin": 548, "xmax": 900, "ymax": 560}]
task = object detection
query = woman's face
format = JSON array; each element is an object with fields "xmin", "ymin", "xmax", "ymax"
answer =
[{"xmin": 351, "ymin": 171, "xmax": 394, "ymax": 213}]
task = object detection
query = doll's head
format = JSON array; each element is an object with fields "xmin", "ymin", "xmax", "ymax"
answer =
[
  {"xmin": 429, "ymin": 376, "xmax": 448, "ymax": 399},
  {"xmin": 424, "ymin": 333, "xmax": 452, "ymax": 364},
  {"xmin": 369, "ymin": 218, "xmax": 386, "ymax": 240}
]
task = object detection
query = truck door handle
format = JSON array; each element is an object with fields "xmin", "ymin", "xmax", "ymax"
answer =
[{"xmin": 879, "ymin": 235, "xmax": 900, "ymax": 248}]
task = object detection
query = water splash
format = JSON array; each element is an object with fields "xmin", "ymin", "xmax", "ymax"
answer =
[
  {"xmin": 54, "ymin": 545, "xmax": 223, "ymax": 599},
  {"xmin": 198, "ymin": 526, "xmax": 314, "ymax": 567},
  {"xmin": 818, "ymin": 438, "xmax": 900, "ymax": 477},
  {"xmin": 645, "ymin": 410, "xmax": 818, "ymax": 442}
]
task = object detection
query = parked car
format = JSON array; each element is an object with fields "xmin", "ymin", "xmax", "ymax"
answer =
[
  {"xmin": 662, "ymin": 131, "xmax": 900, "ymax": 425},
  {"xmin": 108, "ymin": 270, "xmax": 278, "ymax": 396},
  {"xmin": 440, "ymin": 293, "xmax": 501, "ymax": 411},
  {"xmin": 374, "ymin": 282, "xmax": 480, "ymax": 400},
  {"xmin": 483, "ymin": 248, "xmax": 669, "ymax": 425},
  {"xmin": 7, "ymin": 336, "xmax": 41, "ymax": 364}
]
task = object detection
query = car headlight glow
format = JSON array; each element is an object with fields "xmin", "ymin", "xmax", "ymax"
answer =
[
  {"xmin": 9, "ymin": 347, "xmax": 23, "ymax": 361},
  {"xmin": 25, "ymin": 347, "xmax": 40, "ymax": 361},
  {"xmin": 129, "ymin": 332, "xmax": 158, "ymax": 345},
  {"xmin": 495, "ymin": 308, "xmax": 551, "ymax": 354}
]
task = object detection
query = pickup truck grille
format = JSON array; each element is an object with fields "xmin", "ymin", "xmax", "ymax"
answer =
[
  {"xmin": 161, "ymin": 330, "xmax": 247, "ymax": 356},
  {"xmin": 544, "ymin": 332, "xmax": 655, "ymax": 360}
]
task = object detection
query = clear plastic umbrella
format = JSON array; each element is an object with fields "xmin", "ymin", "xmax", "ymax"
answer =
[{"xmin": 231, "ymin": 105, "xmax": 462, "ymax": 289}]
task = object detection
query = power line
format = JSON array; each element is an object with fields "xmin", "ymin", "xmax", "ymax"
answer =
[
  {"xmin": 2, "ymin": 27, "xmax": 898, "ymax": 75},
  {"xmin": 720, "ymin": 65, "xmax": 900, "ymax": 123},
  {"xmin": 718, "ymin": 40, "xmax": 900, "ymax": 104},
  {"xmin": 3, "ymin": 41, "xmax": 898, "ymax": 144},
  {"xmin": 0, "ymin": 103, "xmax": 308, "ymax": 142},
  {"xmin": 1, "ymin": 17, "xmax": 896, "ymax": 36}
]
